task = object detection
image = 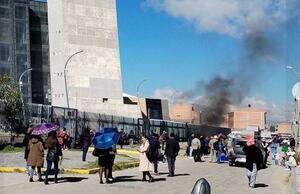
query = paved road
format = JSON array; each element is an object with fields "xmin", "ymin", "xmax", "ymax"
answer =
[{"xmin": 0, "ymin": 156, "xmax": 290, "ymax": 194}]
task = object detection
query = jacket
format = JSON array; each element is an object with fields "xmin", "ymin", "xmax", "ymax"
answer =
[
  {"xmin": 46, "ymin": 138, "xmax": 62, "ymax": 162},
  {"xmin": 27, "ymin": 138, "xmax": 44, "ymax": 167},
  {"xmin": 165, "ymin": 137, "xmax": 180, "ymax": 158},
  {"xmin": 243, "ymin": 145, "xmax": 263, "ymax": 171},
  {"xmin": 139, "ymin": 140, "xmax": 153, "ymax": 172},
  {"xmin": 191, "ymin": 138, "xmax": 201, "ymax": 150}
]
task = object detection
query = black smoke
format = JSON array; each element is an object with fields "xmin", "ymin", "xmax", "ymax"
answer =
[{"xmin": 178, "ymin": 30, "xmax": 280, "ymax": 126}]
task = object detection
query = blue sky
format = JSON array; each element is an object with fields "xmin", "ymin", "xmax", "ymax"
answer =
[{"xmin": 117, "ymin": 0, "xmax": 300, "ymax": 122}]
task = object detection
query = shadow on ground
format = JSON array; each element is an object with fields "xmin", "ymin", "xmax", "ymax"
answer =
[
  {"xmin": 114, "ymin": 176, "xmax": 166, "ymax": 183},
  {"xmin": 255, "ymin": 183, "xmax": 269, "ymax": 188},
  {"xmin": 47, "ymin": 177, "xmax": 88, "ymax": 183}
]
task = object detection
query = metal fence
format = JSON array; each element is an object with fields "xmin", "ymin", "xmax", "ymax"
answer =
[{"xmin": 0, "ymin": 103, "xmax": 231, "ymax": 145}]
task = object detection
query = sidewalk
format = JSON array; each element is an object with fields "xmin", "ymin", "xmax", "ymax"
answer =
[{"xmin": 0, "ymin": 146, "xmax": 140, "ymax": 174}]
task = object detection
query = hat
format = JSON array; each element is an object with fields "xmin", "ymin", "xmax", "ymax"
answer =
[{"xmin": 246, "ymin": 135, "xmax": 255, "ymax": 146}]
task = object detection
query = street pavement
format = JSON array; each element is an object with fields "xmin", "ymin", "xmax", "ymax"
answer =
[{"xmin": 0, "ymin": 155, "xmax": 290, "ymax": 194}]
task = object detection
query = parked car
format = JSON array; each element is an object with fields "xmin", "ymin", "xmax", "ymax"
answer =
[{"xmin": 228, "ymin": 137, "xmax": 266, "ymax": 168}]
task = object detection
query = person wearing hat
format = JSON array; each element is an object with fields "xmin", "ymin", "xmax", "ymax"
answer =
[
  {"xmin": 209, "ymin": 136, "xmax": 217, "ymax": 163},
  {"xmin": 243, "ymin": 135, "xmax": 263, "ymax": 188}
]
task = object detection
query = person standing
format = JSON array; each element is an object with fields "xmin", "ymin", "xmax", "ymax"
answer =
[
  {"xmin": 243, "ymin": 135, "xmax": 263, "ymax": 188},
  {"xmin": 187, "ymin": 134, "xmax": 194, "ymax": 159},
  {"xmin": 107, "ymin": 145, "xmax": 117, "ymax": 182},
  {"xmin": 96, "ymin": 148, "xmax": 112, "ymax": 184},
  {"xmin": 128, "ymin": 130, "xmax": 135, "ymax": 148},
  {"xmin": 27, "ymin": 135, "xmax": 44, "ymax": 182},
  {"xmin": 149, "ymin": 131, "xmax": 161, "ymax": 175},
  {"xmin": 191, "ymin": 135, "xmax": 201, "ymax": 162},
  {"xmin": 209, "ymin": 136, "xmax": 217, "ymax": 163},
  {"xmin": 290, "ymin": 137, "xmax": 296, "ymax": 151},
  {"xmin": 139, "ymin": 134, "xmax": 154, "ymax": 182},
  {"xmin": 215, "ymin": 136, "xmax": 225, "ymax": 163},
  {"xmin": 159, "ymin": 131, "xmax": 167, "ymax": 151},
  {"xmin": 165, "ymin": 133, "xmax": 180, "ymax": 177},
  {"xmin": 23, "ymin": 124, "xmax": 33, "ymax": 175},
  {"xmin": 81, "ymin": 127, "xmax": 93, "ymax": 162},
  {"xmin": 44, "ymin": 131, "xmax": 63, "ymax": 185},
  {"xmin": 119, "ymin": 129, "xmax": 126, "ymax": 149}
]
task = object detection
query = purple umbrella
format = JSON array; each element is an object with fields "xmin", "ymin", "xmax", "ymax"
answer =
[{"xmin": 31, "ymin": 123, "xmax": 59, "ymax": 135}]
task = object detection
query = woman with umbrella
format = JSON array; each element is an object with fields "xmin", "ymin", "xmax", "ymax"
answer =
[
  {"xmin": 92, "ymin": 128, "xmax": 119, "ymax": 184},
  {"xmin": 139, "ymin": 134, "xmax": 154, "ymax": 182},
  {"xmin": 44, "ymin": 131, "xmax": 63, "ymax": 184}
]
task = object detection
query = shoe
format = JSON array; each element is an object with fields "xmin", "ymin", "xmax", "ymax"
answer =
[
  {"xmin": 148, "ymin": 177, "xmax": 154, "ymax": 182},
  {"xmin": 99, "ymin": 180, "xmax": 104, "ymax": 184},
  {"xmin": 167, "ymin": 175, "xmax": 173, "ymax": 177},
  {"xmin": 44, "ymin": 179, "xmax": 49, "ymax": 185},
  {"xmin": 29, "ymin": 178, "xmax": 34, "ymax": 182},
  {"xmin": 38, "ymin": 178, "xmax": 43, "ymax": 182},
  {"xmin": 54, "ymin": 178, "xmax": 58, "ymax": 184}
]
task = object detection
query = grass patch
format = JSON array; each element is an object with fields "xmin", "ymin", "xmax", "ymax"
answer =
[
  {"xmin": 0, "ymin": 144, "xmax": 24, "ymax": 153},
  {"xmin": 84, "ymin": 154, "xmax": 139, "ymax": 171}
]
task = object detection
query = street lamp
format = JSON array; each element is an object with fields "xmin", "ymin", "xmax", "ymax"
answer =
[
  {"xmin": 64, "ymin": 50, "xmax": 84, "ymax": 109},
  {"xmin": 19, "ymin": 68, "xmax": 32, "ymax": 118}
]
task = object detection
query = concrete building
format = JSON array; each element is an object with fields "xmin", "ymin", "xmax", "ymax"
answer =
[
  {"xmin": 170, "ymin": 103, "xmax": 201, "ymax": 124},
  {"xmin": 227, "ymin": 108, "xmax": 267, "ymax": 130},
  {"xmin": 123, "ymin": 94, "xmax": 170, "ymax": 120},
  {"xmin": 48, "ymin": 0, "xmax": 140, "ymax": 117},
  {"xmin": 276, "ymin": 122, "xmax": 292, "ymax": 134}
]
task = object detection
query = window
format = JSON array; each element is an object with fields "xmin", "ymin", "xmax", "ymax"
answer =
[
  {"xmin": 0, "ymin": 44, "xmax": 10, "ymax": 61},
  {"xmin": 103, "ymin": 98, "xmax": 108, "ymax": 103},
  {"xmin": 0, "ymin": 21, "xmax": 11, "ymax": 43},
  {"xmin": 0, "ymin": 8, "xmax": 9, "ymax": 19},
  {"xmin": 15, "ymin": 6, "xmax": 26, "ymax": 19},
  {"xmin": 0, "ymin": 0, "xmax": 9, "ymax": 6}
]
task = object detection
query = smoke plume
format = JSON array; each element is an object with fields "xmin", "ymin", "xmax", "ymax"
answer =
[{"xmin": 178, "ymin": 30, "xmax": 280, "ymax": 126}]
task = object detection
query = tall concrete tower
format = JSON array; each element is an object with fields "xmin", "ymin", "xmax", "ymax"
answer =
[{"xmin": 48, "ymin": 0, "xmax": 124, "ymax": 115}]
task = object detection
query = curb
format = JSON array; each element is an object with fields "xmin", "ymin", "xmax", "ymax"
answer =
[{"xmin": 0, "ymin": 162, "xmax": 140, "ymax": 175}]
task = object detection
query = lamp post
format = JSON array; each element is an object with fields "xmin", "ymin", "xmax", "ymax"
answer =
[
  {"xmin": 136, "ymin": 79, "xmax": 148, "ymax": 117},
  {"xmin": 64, "ymin": 50, "xmax": 84, "ymax": 109},
  {"xmin": 287, "ymin": 65, "xmax": 300, "ymax": 148},
  {"xmin": 19, "ymin": 68, "xmax": 32, "ymax": 118},
  {"xmin": 136, "ymin": 79, "xmax": 148, "ymax": 134}
]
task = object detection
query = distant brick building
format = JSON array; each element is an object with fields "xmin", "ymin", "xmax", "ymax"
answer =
[
  {"xmin": 226, "ymin": 108, "xmax": 267, "ymax": 130},
  {"xmin": 276, "ymin": 122, "xmax": 292, "ymax": 134},
  {"xmin": 170, "ymin": 103, "xmax": 201, "ymax": 124}
]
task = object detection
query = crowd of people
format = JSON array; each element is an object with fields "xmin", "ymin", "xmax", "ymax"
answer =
[{"xmin": 23, "ymin": 124, "xmax": 299, "ymax": 189}]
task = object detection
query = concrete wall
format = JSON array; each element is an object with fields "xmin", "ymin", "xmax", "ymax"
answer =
[{"xmin": 48, "ymin": 0, "xmax": 124, "ymax": 115}]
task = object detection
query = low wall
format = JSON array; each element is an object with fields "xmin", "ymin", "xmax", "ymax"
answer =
[{"xmin": 0, "ymin": 135, "xmax": 25, "ymax": 145}]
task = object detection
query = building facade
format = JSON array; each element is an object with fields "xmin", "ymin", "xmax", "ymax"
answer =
[
  {"xmin": 0, "ymin": 0, "xmax": 31, "ymax": 103},
  {"xmin": 48, "ymin": 0, "xmax": 126, "ymax": 115},
  {"xmin": 276, "ymin": 122, "xmax": 292, "ymax": 134},
  {"xmin": 170, "ymin": 103, "xmax": 201, "ymax": 124},
  {"xmin": 227, "ymin": 108, "xmax": 267, "ymax": 130}
]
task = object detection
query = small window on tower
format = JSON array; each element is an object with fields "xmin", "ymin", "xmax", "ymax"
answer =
[{"xmin": 103, "ymin": 98, "xmax": 108, "ymax": 103}]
